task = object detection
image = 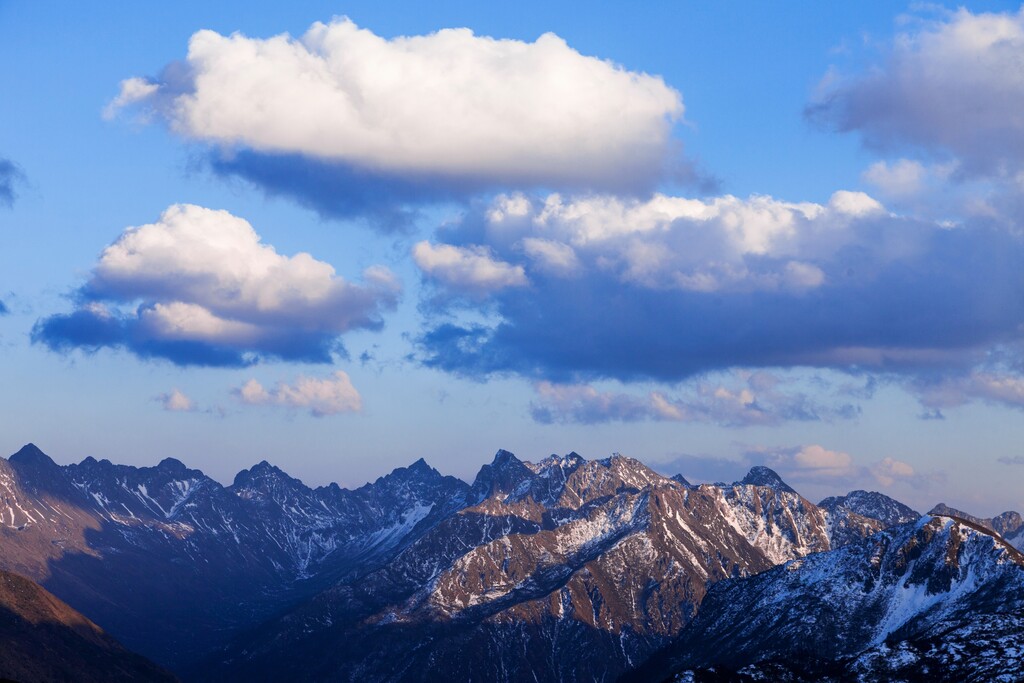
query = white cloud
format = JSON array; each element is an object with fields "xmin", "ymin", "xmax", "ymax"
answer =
[
  {"xmin": 811, "ymin": 7, "xmax": 1024, "ymax": 177},
  {"xmin": 93, "ymin": 204, "xmax": 399, "ymax": 334},
  {"xmin": 449, "ymin": 190, "xmax": 882, "ymax": 294},
  {"xmin": 520, "ymin": 237, "xmax": 579, "ymax": 275},
  {"xmin": 418, "ymin": 184, "xmax": 1024, "ymax": 393},
  {"xmin": 870, "ymin": 457, "xmax": 916, "ymax": 487},
  {"xmin": 110, "ymin": 18, "xmax": 683, "ymax": 190},
  {"xmin": 36, "ymin": 204, "xmax": 399, "ymax": 365},
  {"xmin": 413, "ymin": 241, "xmax": 527, "ymax": 293},
  {"xmin": 235, "ymin": 371, "xmax": 362, "ymax": 416},
  {"xmin": 156, "ymin": 388, "xmax": 195, "ymax": 412},
  {"xmin": 862, "ymin": 159, "xmax": 929, "ymax": 198},
  {"xmin": 757, "ymin": 445, "xmax": 918, "ymax": 488},
  {"xmin": 103, "ymin": 77, "xmax": 159, "ymax": 120},
  {"xmin": 827, "ymin": 190, "xmax": 884, "ymax": 217},
  {"xmin": 913, "ymin": 371, "xmax": 1024, "ymax": 411},
  {"xmin": 792, "ymin": 444, "xmax": 852, "ymax": 476},
  {"xmin": 783, "ymin": 261, "xmax": 826, "ymax": 289}
]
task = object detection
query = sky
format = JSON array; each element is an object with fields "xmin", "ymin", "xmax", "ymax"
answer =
[{"xmin": 1, "ymin": 1, "xmax": 1022, "ymax": 516}]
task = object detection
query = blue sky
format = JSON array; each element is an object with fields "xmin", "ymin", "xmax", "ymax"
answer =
[{"xmin": 1, "ymin": 1, "xmax": 1022, "ymax": 515}]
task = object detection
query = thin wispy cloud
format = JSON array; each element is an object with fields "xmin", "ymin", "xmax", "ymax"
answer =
[
  {"xmin": 529, "ymin": 372, "xmax": 858, "ymax": 427},
  {"xmin": 661, "ymin": 445, "xmax": 930, "ymax": 492}
]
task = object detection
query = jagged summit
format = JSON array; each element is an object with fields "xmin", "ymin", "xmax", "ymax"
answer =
[
  {"xmin": 637, "ymin": 514, "xmax": 1024, "ymax": 682},
  {"xmin": 492, "ymin": 449, "xmax": 521, "ymax": 466},
  {"xmin": 408, "ymin": 457, "xmax": 431, "ymax": 472},
  {"xmin": 993, "ymin": 511, "xmax": 1024, "ymax": 538},
  {"xmin": 738, "ymin": 465, "xmax": 796, "ymax": 494},
  {"xmin": 361, "ymin": 457, "xmax": 455, "ymax": 492},
  {"xmin": 671, "ymin": 473, "xmax": 693, "ymax": 487},
  {"xmin": 231, "ymin": 460, "xmax": 300, "ymax": 489},
  {"xmin": 527, "ymin": 451, "xmax": 585, "ymax": 472},
  {"xmin": 469, "ymin": 449, "xmax": 534, "ymax": 501},
  {"xmin": 929, "ymin": 503, "xmax": 1023, "ymax": 543}
]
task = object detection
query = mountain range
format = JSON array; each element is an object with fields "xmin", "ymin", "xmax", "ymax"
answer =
[{"xmin": 0, "ymin": 443, "xmax": 1020, "ymax": 681}]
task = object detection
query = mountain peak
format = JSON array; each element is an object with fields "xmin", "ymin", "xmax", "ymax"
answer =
[
  {"xmin": 819, "ymin": 489, "xmax": 919, "ymax": 528},
  {"xmin": 928, "ymin": 502, "xmax": 966, "ymax": 518},
  {"xmin": 156, "ymin": 457, "xmax": 188, "ymax": 473},
  {"xmin": 928, "ymin": 503, "xmax": 1022, "ymax": 540},
  {"xmin": 370, "ymin": 458, "xmax": 443, "ymax": 487},
  {"xmin": 408, "ymin": 457, "xmax": 431, "ymax": 473},
  {"xmin": 9, "ymin": 443, "xmax": 57, "ymax": 468},
  {"xmin": 492, "ymin": 449, "xmax": 521, "ymax": 467},
  {"xmin": 739, "ymin": 465, "xmax": 796, "ymax": 494},
  {"xmin": 232, "ymin": 460, "xmax": 296, "ymax": 489},
  {"xmin": 470, "ymin": 450, "xmax": 534, "ymax": 501},
  {"xmin": 671, "ymin": 473, "xmax": 693, "ymax": 487}
]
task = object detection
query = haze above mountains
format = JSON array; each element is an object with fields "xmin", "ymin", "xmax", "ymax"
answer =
[{"xmin": 0, "ymin": 442, "xmax": 1020, "ymax": 682}]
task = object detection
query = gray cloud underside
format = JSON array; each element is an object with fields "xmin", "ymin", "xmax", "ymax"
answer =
[{"xmin": 419, "ymin": 217, "xmax": 1024, "ymax": 384}]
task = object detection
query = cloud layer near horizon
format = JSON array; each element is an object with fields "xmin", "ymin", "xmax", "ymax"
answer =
[
  {"xmin": 33, "ymin": 204, "xmax": 400, "ymax": 366},
  {"xmin": 110, "ymin": 19, "xmax": 685, "ymax": 225},
  {"xmin": 661, "ymin": 445, "xmax": 925, "ymax": 494},
  {"xmin": 529, "ymin": 371, "xmax": 858, "ymax": 427}
]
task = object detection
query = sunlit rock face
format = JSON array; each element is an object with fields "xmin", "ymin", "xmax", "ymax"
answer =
[{"xmin": 5, "ymin": 443, "xmax": 1013, "ymax": 682}]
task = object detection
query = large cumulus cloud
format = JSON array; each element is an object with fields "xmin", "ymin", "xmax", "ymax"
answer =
[
  {"xmin": 33, "ymin": 204, "xmax": 400, "ymax": 366},
  {"xmin": 109, "ymin": 18, "xmax": 685, "ymax": 226},
  {"xmin": 415, "ymin": 191, "xmax": 1024, "ymax": 409}
]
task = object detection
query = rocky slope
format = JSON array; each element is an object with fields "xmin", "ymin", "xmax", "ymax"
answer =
[
  {"xmin": 929, "ymin": 502, "xmax": 1024, "ymax": 550},
  {"xmin": 197, "ymin": 452, "xmax": 881, "ymax": 682},
  {"xmin": 0, "ymin": 568, "xmax": 175, "ymax": 682},
  {"xmin": 3, "ymin": 442, "xmax": 1010, "ymax": 682},
  {"xmin": 633, "ymin": 514, "xmax": 1024, "ymax": 682},
  {"xmin": 0, "ymin": 443, "xmax": 469, "ymax": 668},
  {"xmin": 818, "ymin": 489, "xmax": 917, "ymax": 549}
]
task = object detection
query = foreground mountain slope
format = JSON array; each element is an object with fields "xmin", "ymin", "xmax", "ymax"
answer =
[
  {"xmin": 633, "ymin": 513, "xmax": 1024, "ymax": 681},
  {"xmin": 0, "ymin": 568, "xmax": 175, "ymax": 683},
  {"xmin": 199, "ymin": 455, "xmax": 882, "ymax": 682},
  {"xmin": 0, "ymin": 443, "xmax": 469, "ymax": 668}
]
